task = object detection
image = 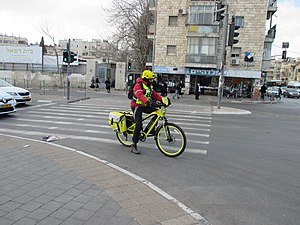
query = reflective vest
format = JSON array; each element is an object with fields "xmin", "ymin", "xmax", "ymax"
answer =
[{"xmin": 135, "ymin": 83, "xmax": 152, "ymax": 105}]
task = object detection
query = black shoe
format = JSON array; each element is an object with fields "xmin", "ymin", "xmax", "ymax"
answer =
[{"xmin": 131, "ymin": 144, "xmax": 140, "ymax": 154}]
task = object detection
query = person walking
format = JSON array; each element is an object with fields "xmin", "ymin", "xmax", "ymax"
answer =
[
  {"xmin": 172, "ymin": 82, "xmax": 180, "ymax": 99},
  {"xmin": 90, "ymin": 77, "xmax": 95, "ymax": 89},
  {"xmin": 130, "ymin": 70, "xmax": 169, "ymax": 154},
  {"xmin": 278, "ymin": 87, "xmax": 282, "ymax": 99},
  {"xmin": 95, "ymin": 77, "xmax": 100, "ymax": 92},
  {"xmin": 195, "ymin": 83, "xmax": 200, "ymax": 100},
  {"xmin": 260, "ymin": 83, "xmax": 267, "ymax": 100},
  {"xmin": 161, "ymin": 80, "xmax": 168, "ymax": 97},
  {"xmin": 105, "ymin": 78, "xmax": 111, "ymax": 93}
]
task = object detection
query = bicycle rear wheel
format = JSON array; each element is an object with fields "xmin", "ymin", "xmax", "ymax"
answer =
[
  {"xmin": 116, "ymin": 132, "xmax": 133, "ymax": 147},
  {"xmin": 155, "ymin": 122, "xmax": 186, "ymax": 157}
]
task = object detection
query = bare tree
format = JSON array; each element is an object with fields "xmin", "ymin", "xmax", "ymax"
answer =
[{"xmin": 104, "ymin": 0, "xmax": 153, "ymax": 71}]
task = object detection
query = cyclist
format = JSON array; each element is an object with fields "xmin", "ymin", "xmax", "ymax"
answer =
[{"xmin": 130, "ymin": 70, "xmax": 169, "ymax": 154}]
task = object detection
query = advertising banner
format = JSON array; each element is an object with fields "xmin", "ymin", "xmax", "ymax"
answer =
[{"xmin": 0, "ymin": 46, "xmax": 42, "ymax": 64}]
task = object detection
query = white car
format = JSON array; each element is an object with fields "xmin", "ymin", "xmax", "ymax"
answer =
[
  {"xmin": 0, "ymin": 79, "xmax": 32, "ymax": 104},
  {"xmin": 0, "ymin": 91, "xmax": 17, "ymax": 115}
]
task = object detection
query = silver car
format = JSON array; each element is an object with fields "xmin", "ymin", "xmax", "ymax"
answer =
[
  {"xmin": 0, "ymin": 79, "xmax": 32, "ymax": 104},
  {"xmin": 0, "ymin": 91, "xmax": 17, "ymax": 115}
]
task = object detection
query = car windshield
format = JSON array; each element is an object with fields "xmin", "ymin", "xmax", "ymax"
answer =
[
  {"xmin": 0, "ymin": 79, "xmax": 13, "ymax": 87},
  {"xmin": 287, "ymin": 88, "xmax": 297, "ymax": 92}
]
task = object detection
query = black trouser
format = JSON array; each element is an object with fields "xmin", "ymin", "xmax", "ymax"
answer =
[{"xmin": 132, "ymin": 106, "xmax": 157, "ymax": 144}]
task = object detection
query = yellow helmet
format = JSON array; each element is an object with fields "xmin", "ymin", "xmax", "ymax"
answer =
[{"xmin": 142, "ymin": 70, "xmax": 155, "ymax": 79}]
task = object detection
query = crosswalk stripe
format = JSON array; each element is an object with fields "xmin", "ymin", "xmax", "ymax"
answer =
[{"xmin": 0, "ymin": 128, "xmax": 207, "ymax": 155}]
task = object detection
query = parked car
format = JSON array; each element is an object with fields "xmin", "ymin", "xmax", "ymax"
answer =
[
  {"xmin": 283, "ymin": 88, "xmax": 300, "ymax": 99},
  {"xmin": 0, "ymin": 91, "xmax": 17, "ymax": 115},
  {"xmin": 266, "ymin": 86, "xmax": 279, "ymax": 97},
  {"xmin": 0, "ymin": 79, "xmax": 31, "ymax": 104}
]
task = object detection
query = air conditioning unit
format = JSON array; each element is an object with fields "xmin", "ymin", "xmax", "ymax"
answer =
[
  {"xmin": 231, "ymin": 58, "xmax": 240, "ymax": 65},
  {"xmin": 178, "ymin": 9, "xmax": 187, "ymax": 15}
]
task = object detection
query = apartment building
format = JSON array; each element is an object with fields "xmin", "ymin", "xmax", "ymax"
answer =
[
  {"xmin": 269, "ymin": 58, "xmax": 300, "ymax": 83},
  {"xmin": 148, "ymin": 0, "xmax": 277, "ymax": 94},
  {"xmin": 0, "ymin": 34, "xmax": 28, "ymax": 46}
]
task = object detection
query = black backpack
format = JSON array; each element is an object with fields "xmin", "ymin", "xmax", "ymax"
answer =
[{"xmin": 128, "ymin": 82, "xmax": 143, "ymax": 100}]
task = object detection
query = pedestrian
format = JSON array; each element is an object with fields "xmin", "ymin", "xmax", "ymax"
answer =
[
  {"xmin": 278, "ymin": 87, "xmax": 282, "ymax": 99},
  {"xmin": 179, "ymin": 80, "xmax": 184, "ymax": 97},
  {"xmin": 161, "ymin": 80, "xmax": 168, "ymax": 97},
  {"xmin": 172, "ymin": 82, "xmax": 180, "ymax": 99},
  {"xmin": 95, "ymin": 77, "xmax": 100, "ymax": 91},
  {"xmin": 260, "ymin": 83, "xmax": 267, "ymax": 100},
  {"xmin": 195, "ymin": 83, "xmax": 200, "ymax": 100},
  {"xmin": 130, "ymin": 70, "xmax": 170, "ymax": 154},
  {"xmin": 90, "ymin": 77, "xmax": 95, "ymax": 89},
  {"xmin": 105, "ymin": 78, "xmax": 111, "ymax": 93}
]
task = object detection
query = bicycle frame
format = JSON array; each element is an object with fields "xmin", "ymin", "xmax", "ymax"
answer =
[{"xmin": 127, "ymin": 106, "xmax": 167, "ymax": 139}]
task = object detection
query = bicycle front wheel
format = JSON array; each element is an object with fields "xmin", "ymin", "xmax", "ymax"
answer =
[
  {"xmin": 155, "ymin": 122, "xmax": 187, "ymax": 157},
  {"xmin": 116, "ymin": 132, "xmax": 133, "ymax": 147}
]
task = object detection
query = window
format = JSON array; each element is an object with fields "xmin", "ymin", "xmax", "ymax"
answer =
[
  {"xmin": 188, "ymin": 5, "xmax": 214, "ymax": 25},
  {"xmin": 186, "ymin": 37, "xmax": 217, "ymax": 64},
  {"xmin": 169, "ymin": 16, "xmax": 178, "ymax": 26},
  {"xmin": 235, "ymin": 16, "xmax": 244, "ymax": 28},
  {"xmin": 231, "ymin": 47, "xmax": 241, "ymax": 58},
  {"xmin": 167, "ymin": 45, "xmax": 176, "ymax": 55}
]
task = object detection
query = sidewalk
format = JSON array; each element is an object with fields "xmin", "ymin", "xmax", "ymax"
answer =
[
  {"xmin": 1, "ymin": 89, "xmax": 261, "ymax": 225},
  {"xmin": 0, "ymin": 134, "xmax": 206, "ymax": 225}
]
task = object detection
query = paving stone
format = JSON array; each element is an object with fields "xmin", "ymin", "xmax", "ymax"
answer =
[
  {"xmin": 3, "ymin": 208, "xmax": 29, "ymax": 221},
  {"xmin": 36, "ymin": 216, "xmax": 63, "ymax": 225},
  {"xmin": 14, "ymin": 194, "xmax": 36, "ymax": 204},
  {"xmin": 49, "ymin": 208, "xmax": 75, "ymax": 220},
  {"xmin": 54, "ymin": 194, "xmax": 74, "ymax": 204},
  {"xmin": 41, "ymin": 200, "xmax": 64, "ymax": 211},
  {"xmin": 0, "ymin": 201, "xmax": 22, "ymax": 212},
  {"xmin": 62, "ymin": 200, "xmax": 84, "ymax": 211},
  {"xmin": 19, "ymin": 201, "xmax": 43, "ymax": 212},
  {"xmin": 0, "ymin": 217, "xmax": 14, "ymax": 225},
  {"xmin": 13, "ymin": 217, "xmax": 39, "ymax": 225},
  {"xmin": 34, "ymin": 194, "xmax": 55, "ymax": 204},
  {"xmin": 60, "ymin": 217, "xmax": 85, "ymax": 225},
  {"xmin": 71, "ymin": 208, "xmax": 95, "ymax": 221},
  {"xmin": 27, "ymin": 208, "xmax": 52, "ymax": 220}
]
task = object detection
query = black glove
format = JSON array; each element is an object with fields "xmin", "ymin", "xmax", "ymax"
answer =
[{"xmin": 147, "ymin": 100, "xmax": 157, "ymax": 107}]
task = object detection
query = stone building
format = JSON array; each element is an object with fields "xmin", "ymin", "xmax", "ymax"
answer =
[
  {"xmin": 147, "ymin": 0, "xmax": 277, "ymax": 95},
  {"xmin": 0, "ymin": 34, "xmax": 28, "ymax": 46}
]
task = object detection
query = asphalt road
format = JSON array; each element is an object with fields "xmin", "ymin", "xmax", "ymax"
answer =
[{"xmin": 1, "ymin": 93, "xmax": 299, "ymax": 225}]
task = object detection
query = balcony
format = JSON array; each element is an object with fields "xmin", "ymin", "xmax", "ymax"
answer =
[
  {"xmin": 265, "ymin": 25, "xmax": 276, "ymax": 42},
  {"xmin": 186, "ymin": 54, "xmax": 216, "ymax": 64},
  {"xmin": 267, "ymin": 0, "xmax": 277, "ymax": 19}
]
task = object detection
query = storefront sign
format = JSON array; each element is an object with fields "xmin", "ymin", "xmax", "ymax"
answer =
[
  {"xmin": 153, "ymin": 66, "xmax": 185, "ymax": 74},
  {"xmin": 186, "ymin": 68, "xmax": 220, "ymax": 76},
  {"xmin": 224, "ymin": 70, "xmax": 261, "ymax": 78}
]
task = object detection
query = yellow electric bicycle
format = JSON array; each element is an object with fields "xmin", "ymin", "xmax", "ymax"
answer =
[{"xmin": 109, "ymin": 101, "xmax": 187, "ymax": 157}]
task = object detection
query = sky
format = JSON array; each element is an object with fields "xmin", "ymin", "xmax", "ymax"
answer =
[{"xmin": 0, "ymin": 0, "xmax": 299, "ymax": 58}]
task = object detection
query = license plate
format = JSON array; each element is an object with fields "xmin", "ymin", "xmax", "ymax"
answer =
[
  {"xmin": 23, "ymin": 96, "xmax": 30, "ymax": 100},
  {"xmin": 1, "ymin": 104, "xmax": 11, "ymax": 108}
]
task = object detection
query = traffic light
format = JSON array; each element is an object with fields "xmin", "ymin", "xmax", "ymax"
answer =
[
  {"xmin": 216, "ymin": 2, "xmax": 225, "ymax": 22},
  {"xmin": 282, "ymin": 50, "xmax": 287, "ymax": 60},
  {"xmin": 127, "ymin": 62, "xmax": 132, "ymax": 70},
  {"xmin": 63, "ymin": 51, "xmax": 69, "ymax": 63},
  {"xmin": 228, "ymin": 16, "xmax": 240, "ymax": 46},
  {"xmin": 70, "ymin": 52, "xmax": 77, "ymax": 63}
]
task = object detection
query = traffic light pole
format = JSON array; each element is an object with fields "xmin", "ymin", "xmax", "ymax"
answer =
[
  {"xmin": 217, "ymin": 5, "xmax": 229, "ymax": 109},
  {"xmin": 67, "ymin": 39, "xmax": 71, "ymax": 100}
]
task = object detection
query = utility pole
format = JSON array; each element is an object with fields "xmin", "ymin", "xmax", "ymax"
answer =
[
  {"xmin": 67, "ymin": 39, "xmax": 71, "ymax": 100},
  {"xmin": 217, "ymin": 4, "xmax": 229, "ymax": 109}
]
